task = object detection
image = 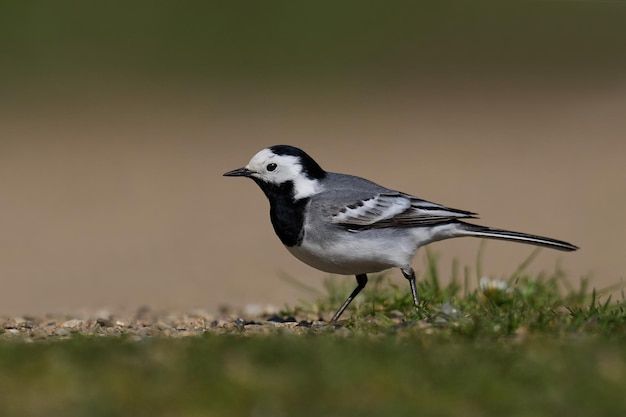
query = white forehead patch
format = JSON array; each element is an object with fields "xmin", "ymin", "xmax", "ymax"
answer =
[{"xmin": 245, "ymin": 148, "xmax": 323, "ymax": 200}]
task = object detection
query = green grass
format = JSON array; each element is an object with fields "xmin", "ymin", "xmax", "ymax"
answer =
[
  {"xmin": 1, "ymin": 250, "xmax": 625, "ymax": 417},
  {"xmin": 288, "ymin": 248, "xmax": 625, "ymax": 339},
  {"xmin": 1, "ymin": 334, "xmax": 626, "ymax": 417}
]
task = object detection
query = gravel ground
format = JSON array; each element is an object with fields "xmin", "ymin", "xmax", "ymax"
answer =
[{"xmin": 0, "ymin": 306, "xmax": 358, "ymax": 341}]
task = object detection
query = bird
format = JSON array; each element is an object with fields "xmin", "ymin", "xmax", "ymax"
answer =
[{"xmin": 224, "ymin": 145, "xmax": 578, "ymax": 321}]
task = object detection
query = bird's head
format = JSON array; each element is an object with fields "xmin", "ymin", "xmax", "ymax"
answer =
[{"xmin": 224, "ymin": 145, "xmax": 327, "ymax": 200}]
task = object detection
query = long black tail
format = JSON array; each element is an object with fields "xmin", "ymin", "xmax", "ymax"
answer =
[{"xmin": 458, "ymin": 222, "xmax": 578, "ymax": 251}]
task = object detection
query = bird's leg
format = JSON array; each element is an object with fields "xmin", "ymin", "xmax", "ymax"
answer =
[
  {"xmin": 401, "ymin": 267, "xmax": 420, "ymax": 311},
  {"xmin": 330, "ymin": 274, "xmax": 368, "ymax": 322}
]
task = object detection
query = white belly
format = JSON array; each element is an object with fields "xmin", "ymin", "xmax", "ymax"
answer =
[{"xmin": 286, "ymin": 231, "xmax": 417, "ymax": 275}]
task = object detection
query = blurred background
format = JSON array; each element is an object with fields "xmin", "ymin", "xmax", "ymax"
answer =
[{"xmin": 1, "ymin": 1, "xmax": 625, "ymax": 316}]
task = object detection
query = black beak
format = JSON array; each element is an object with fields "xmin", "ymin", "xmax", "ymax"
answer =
[{"xmin": 223, "ymin": 167, "xmax": 254, "ymax": 177}]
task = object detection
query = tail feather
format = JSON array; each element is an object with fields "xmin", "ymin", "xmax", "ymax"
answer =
[{"xmin": 459, "ymin": 223, "xmax": 578, "ymax": 252}]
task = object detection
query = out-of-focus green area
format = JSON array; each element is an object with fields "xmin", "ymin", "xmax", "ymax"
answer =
[
  {"xmin": 1, "ymin": 0, "xmax": 625, "ymax": 90},
  {"xmin": 1, "ymin": 334, "xmax": 625, "ymax": 417}
]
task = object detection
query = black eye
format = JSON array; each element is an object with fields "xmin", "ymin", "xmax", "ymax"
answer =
[{"xmin": 266, "ymin": 163, "xmax": 277, "ymax": 172}]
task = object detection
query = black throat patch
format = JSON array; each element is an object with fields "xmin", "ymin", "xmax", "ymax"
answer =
[{"xmin": 252, "ymin": 178, "xmax": 308, "ymax": 247}]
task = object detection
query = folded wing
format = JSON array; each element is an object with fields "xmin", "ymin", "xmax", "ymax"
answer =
[{"xmin": 331, "ymin": 193, "xmax": 477, "ymax": 229}]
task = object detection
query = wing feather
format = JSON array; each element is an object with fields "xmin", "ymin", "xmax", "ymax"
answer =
[{"xmin": 331, "ymin": 193, "xmax": 477, "ymax": 229}]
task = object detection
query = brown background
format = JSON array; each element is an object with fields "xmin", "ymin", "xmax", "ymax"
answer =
[{"xmin": 2, "ymin": 83, "xmax": 624, "ymax": 316}]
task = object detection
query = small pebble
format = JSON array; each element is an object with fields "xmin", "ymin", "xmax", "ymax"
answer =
[
  {"xmin": 62, "ymin": 319, "xmax": 84, "ymax": 329},
  {"xmin": 55, "ymin": 328, "xmax": 71, "ymax": 337},
  {"xmin": 96, "ymin": 317, "xmax": 114, "ymax": 327}
]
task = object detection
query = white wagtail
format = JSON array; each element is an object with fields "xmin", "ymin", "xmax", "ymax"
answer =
[{"xmin": 224, "ymin": 145, "xmax": 578, "ymax": 321}]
